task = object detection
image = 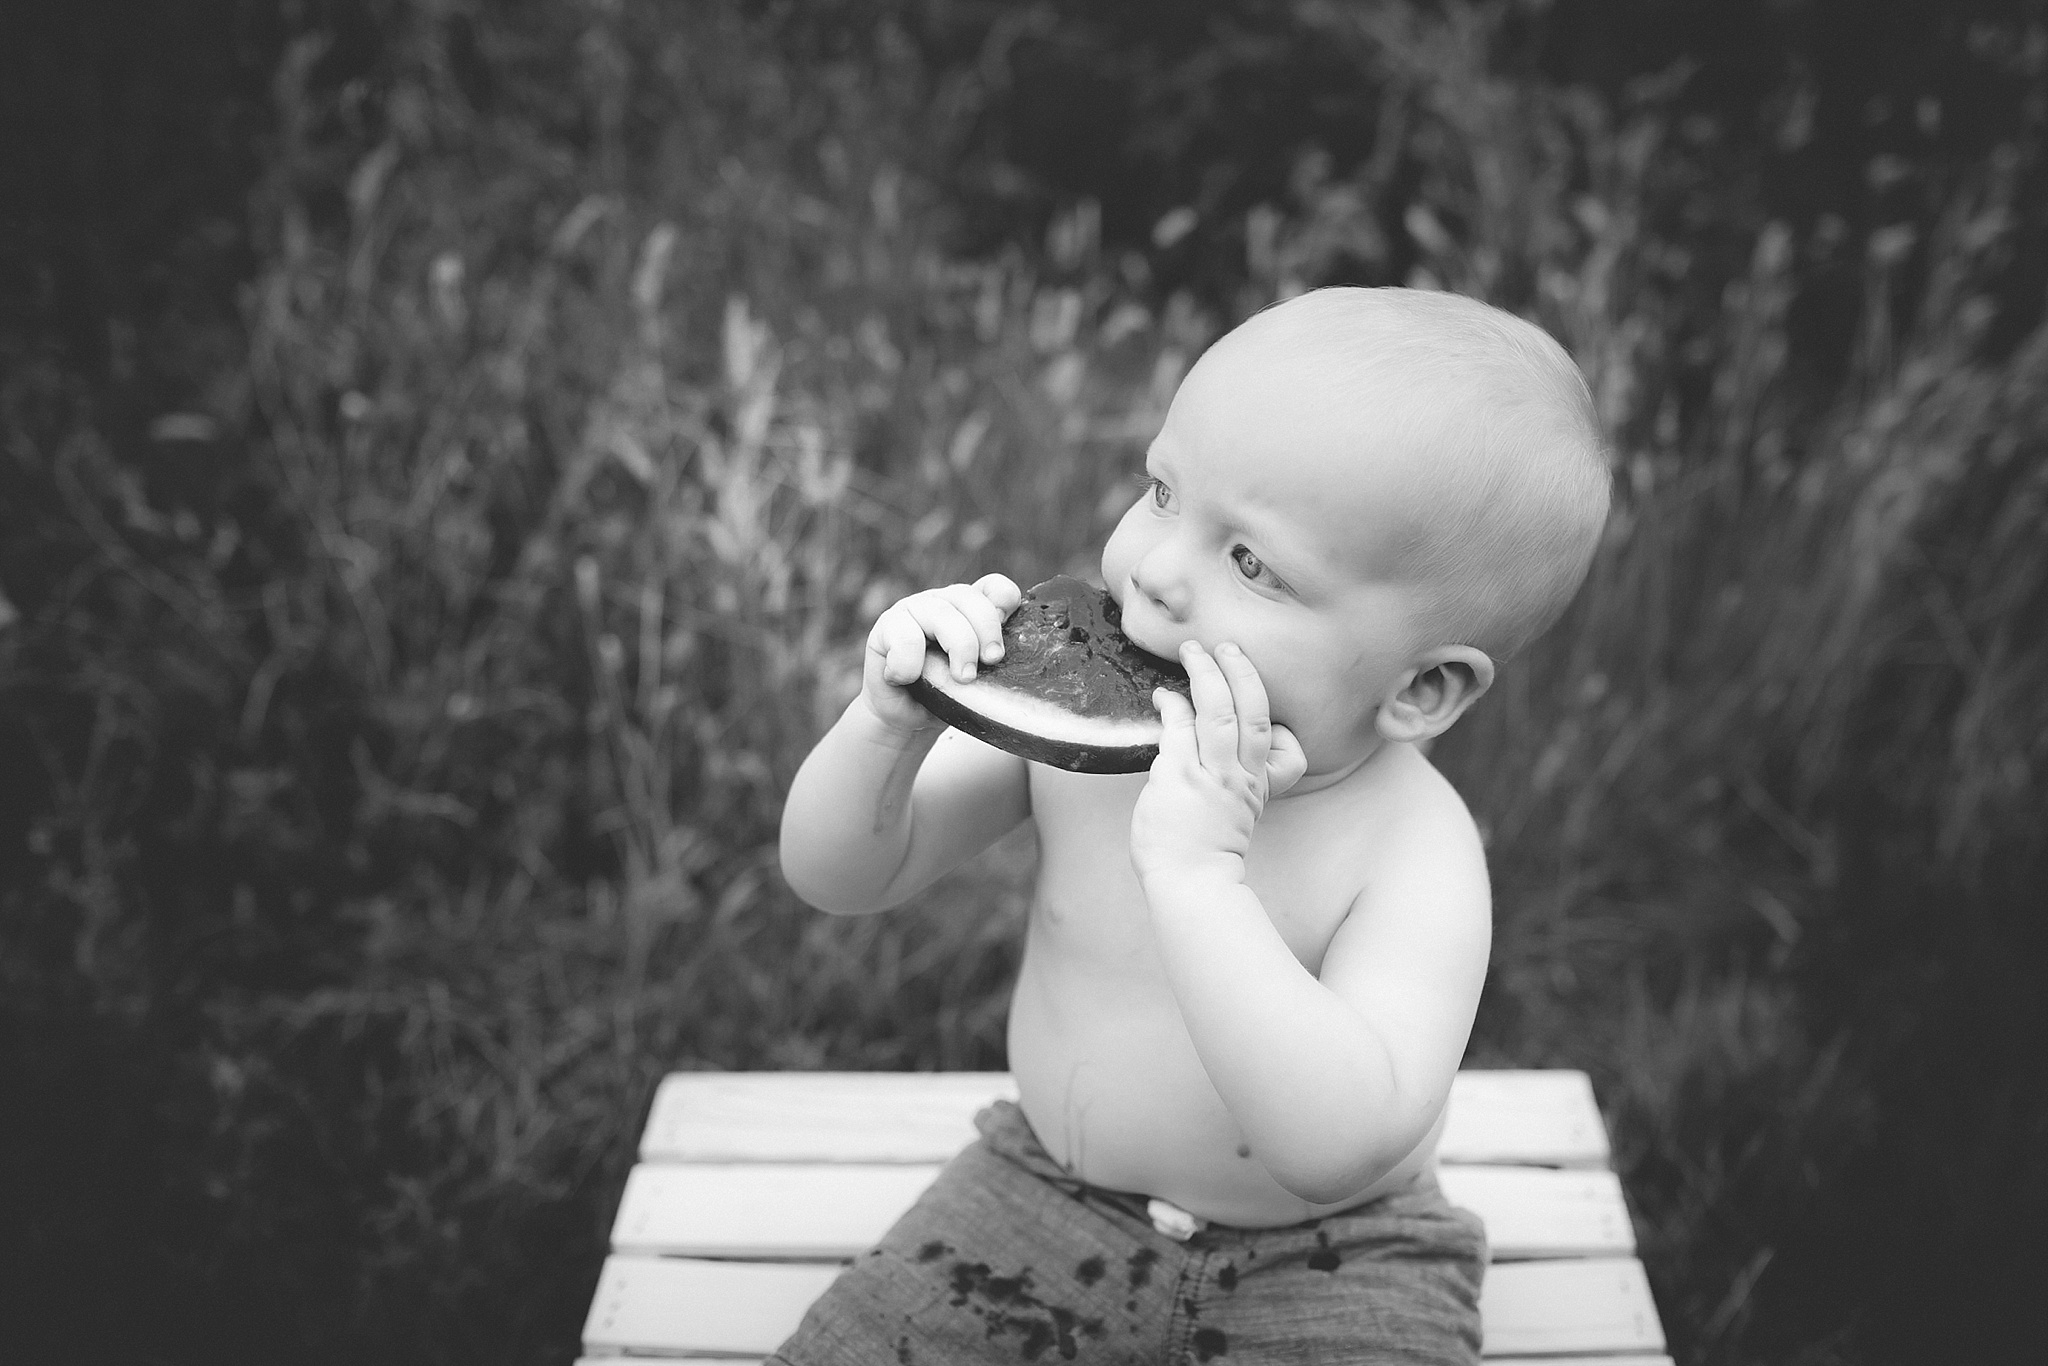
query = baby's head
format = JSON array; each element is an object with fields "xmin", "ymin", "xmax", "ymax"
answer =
[
  {"xmin": 1231, "ymin": 286, "xmax": 1609, "ymax": 660},
  {"xmin": 1102, "ymin": 286, "xmax": 1607, "ymax": 768}
]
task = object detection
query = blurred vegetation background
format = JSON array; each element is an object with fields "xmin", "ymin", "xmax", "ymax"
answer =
[{"xmin": 2, "ymin": 0, "xmax": 2044, "ymax": 1362}]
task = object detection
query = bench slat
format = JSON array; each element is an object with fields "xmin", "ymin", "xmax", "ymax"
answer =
[
  {"xmin": 640, "ymin": 1069, "xmax": 1608, "ymax": 1168},
  {"xmin": 575, "ymin": 1356, "xmax": 1674, "ymax": 1366},
  {"xmin": 611, "ymin": 1162, "xmax": 941, "ymax": 1259},
  {"xmin": 581, "ymin": 1253, "xmax": 1662, "ymax": 1359},
  {"xmin": 569, "ymin": 1351, "xmax": 1671, "ymax": 1359},
  {"xmin": 575, "ymin": 1355, "xmax": 1675, "ymax": 1365},
  {"xmin": 1437, "ymin": 1165, "xmax": 1636, "ymax": 1260},
  {"xmin": 582, "ymin": 1255, "xmax": 842, "ymax": 1358},
  {"xmin": 1438, "ymin": 1070, "xmax": 1610, "ymax": 1167},
  {"xmin": 1477, "ymin": 1257, "xmax": 1665, "ymax": 1357},
  {"xmin": 612, "ymin": 1162, "xmax": 1634, "ymax": 1262},
  {"xmin": 640, "ymin": 1072, "xmax": 1014, "ymax": 1164}
]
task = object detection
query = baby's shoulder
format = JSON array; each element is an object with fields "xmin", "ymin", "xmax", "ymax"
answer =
[
  {"xmin": 1298, "ymin": 743, "xmax": 1485, "ymax": 879},
  {"xmin": 1254, "ymin": 745, "xmax": 1486, "ymax": 964}
]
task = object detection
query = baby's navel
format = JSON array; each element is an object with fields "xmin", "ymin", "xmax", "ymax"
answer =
[{"xmin": 1235, "ymin": 1142, "xmax": 1252, "ymax": 1159}]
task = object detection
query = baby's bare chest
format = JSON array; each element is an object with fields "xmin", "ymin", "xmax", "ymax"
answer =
[{"xmin": 1025, "ymin": 768, "xmax": 1380, "ymax": 974}]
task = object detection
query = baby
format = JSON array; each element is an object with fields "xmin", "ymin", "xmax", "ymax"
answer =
[{"xmin": 774, "ymin": 286, "xmax": 1609, "ymax": 1364}]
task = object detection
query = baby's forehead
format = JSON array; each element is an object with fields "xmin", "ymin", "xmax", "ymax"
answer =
[
  {"xmin": 1185, "ymin": 335, "xmax": 1488, "ymax": 482},
  {"xmin": 1172, "ymin": 350, "xmax": 1508, "ymax": 569}
]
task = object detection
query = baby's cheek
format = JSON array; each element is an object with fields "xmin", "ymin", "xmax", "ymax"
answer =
[{"xmin": 1265, "ymin": 682, "xmax": 1328, "ymax": 752}]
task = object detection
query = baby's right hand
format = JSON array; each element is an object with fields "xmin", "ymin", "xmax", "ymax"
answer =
[{"xmin": 861, "ymin": 573, "xmax": 1022, "ymax": 734}]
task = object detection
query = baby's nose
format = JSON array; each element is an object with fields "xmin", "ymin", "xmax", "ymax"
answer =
[{"xmin": 1130, "ymin": 551, "xmax": 1189, "ymax": 618}]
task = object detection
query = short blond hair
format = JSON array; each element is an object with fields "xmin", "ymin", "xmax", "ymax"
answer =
[{"xmin": 1239, "ymin": 287, "xmax": 1609, "ymax": 659}]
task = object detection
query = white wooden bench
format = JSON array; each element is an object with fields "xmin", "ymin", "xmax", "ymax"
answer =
[{"xmin": 579, "ymin": 1071, "xmax": 1668, "ymax": 1364}]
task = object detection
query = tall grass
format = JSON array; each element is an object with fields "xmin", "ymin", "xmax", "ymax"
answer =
[
  {"xmin": 3, "ymin": 1, "xmax": 2043, "ymax": 1363},
  {"xmin": 7, "ymin": 2, "xmax": 1192, "ymax": 1358}
]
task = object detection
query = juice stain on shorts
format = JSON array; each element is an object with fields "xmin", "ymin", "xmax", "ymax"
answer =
[{"xmin": 945, "ymin": 1260, "xmax": 1106, "ymax": 1360}]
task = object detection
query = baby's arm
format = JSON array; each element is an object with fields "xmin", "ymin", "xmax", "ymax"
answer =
[
  {"xmin": 1133, "ymin": 645, "xmax": 1489, "ymax": 1204},
  {"xmin": 780, "ymin": 575, "xmax": 1031, "ymax": 915}
]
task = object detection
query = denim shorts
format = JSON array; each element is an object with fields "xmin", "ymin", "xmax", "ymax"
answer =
[{"xmin": 768, "ymin": 1100, "xmax": 1487, "ymax": 1365}]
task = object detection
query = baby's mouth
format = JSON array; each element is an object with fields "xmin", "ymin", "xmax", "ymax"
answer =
[{"xmin": 1112, "ymin": 592, "xmax": 1179, "ymax": 664}]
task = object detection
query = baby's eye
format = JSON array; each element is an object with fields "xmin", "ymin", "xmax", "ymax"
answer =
[
  {"xmin": 1139, "ymin": 475, "xmax": 1176, "ymax": 512},
  {"xmin": 1231, "ymin": 544, "xmax": 1279, "ymax": 586}
]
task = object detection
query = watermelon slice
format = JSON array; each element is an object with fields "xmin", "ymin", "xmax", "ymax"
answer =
[{"xmin": 908, "ymin": 575, "xmax": 1191, "ymax": 773}]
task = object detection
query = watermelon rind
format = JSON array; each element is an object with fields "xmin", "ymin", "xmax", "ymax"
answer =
[{"xmin": 909, "ymin": 650, "xmax": 1164, "ymax": 774}]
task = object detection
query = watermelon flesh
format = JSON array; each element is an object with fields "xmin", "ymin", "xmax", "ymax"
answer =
[{"xmin": 908, "ymin": 576, "xmax": 1192, "ymax": 774}]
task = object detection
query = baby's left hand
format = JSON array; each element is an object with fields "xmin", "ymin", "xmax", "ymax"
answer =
[{"xmin": 1130, "ymin": 642, "xmax": 1308, "ymax": 888}]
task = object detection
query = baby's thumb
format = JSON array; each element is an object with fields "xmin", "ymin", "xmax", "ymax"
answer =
[{"xmin": 1264, "ymin": 725, "xmax": 1308, "ymax": 797}]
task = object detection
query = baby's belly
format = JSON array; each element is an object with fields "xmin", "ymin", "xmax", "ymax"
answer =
[{"xmin": 1005, "ymin": 933, "xmax": 1441, "ymax": 1228}]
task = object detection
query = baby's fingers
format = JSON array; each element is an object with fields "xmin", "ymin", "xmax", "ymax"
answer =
[
  {"xmin": 971, "ymin": 572, "xmax": 1023, "ymax": 615},
  {"xmin": 868, "ymin": 609, "xmax": 934, "ymax": 686},
  {"xmin": 1212, "ymin": 643, "xmax": 1273, "ymax": 776},
  {"xmin": 1152, "ymin": 686, "xmax": 1198, "ymax": 763},
  {"xmin": 1264, "ymin": 724, "xmax": 1308, "ymax": 798},
  {"xmin": 1180, "ymin": 642, "xmax": 1240, "ymax": 773},
  {"xmin": 937, "ymin": 582, "xmax": 1013, "ymax": 667},
  {"xmin": 904, "ymin": 588, "xmax": 995, "ymax": 681}
]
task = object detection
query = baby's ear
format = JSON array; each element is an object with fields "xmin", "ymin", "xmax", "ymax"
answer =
[{"xmin": 1375, "ymin": 647, "xmax": 1495, "ymax": 745}]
